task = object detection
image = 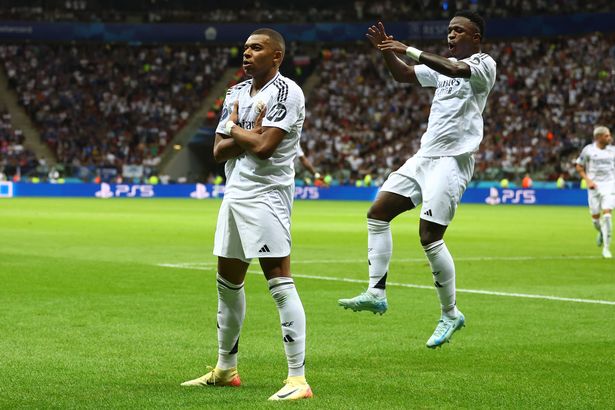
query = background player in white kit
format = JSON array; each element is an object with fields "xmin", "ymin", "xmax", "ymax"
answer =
[
  {"xmin": 296, "ymin": 142, "xmax": 321, "ymax": 181},
  {"xmin": 575, "ymin": 126, "xmax": 615, "ymax": 258},
  {"xmin": 339, "ymin": 11, "xmax": 496, "ymax": 349},
  {"xmin": 181, "ymin": 28, "xmax": 313, "ymax": 401}
]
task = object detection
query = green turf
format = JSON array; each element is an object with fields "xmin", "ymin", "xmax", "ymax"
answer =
[{"xmin": 1, "ymin": 198, "xmax": 614, "ymax": 409}]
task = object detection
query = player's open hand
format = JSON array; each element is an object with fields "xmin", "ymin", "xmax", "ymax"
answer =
[
  {"xmin": 230, "ymin": 100, "xmax": 239, "ymax": 123},
  {"xmin": 378, "ymin": 39, "xmax": 409, "ymax": 55},
  {"xmin": 366, "ymin": 22, "xmax": 394, "ymax": 49},
  {"xmin": 253, "ymin": 104, "xmax": 267, "ymax": 134}
]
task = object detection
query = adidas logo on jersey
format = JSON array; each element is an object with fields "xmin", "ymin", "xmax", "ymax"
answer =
[
  {"xmin": 259, "ymin": 244, "xmax": 271, "ymax": 253},
  {"xmin": 423, "ymin": 209, "xmax": 433, "ymax": 216}
]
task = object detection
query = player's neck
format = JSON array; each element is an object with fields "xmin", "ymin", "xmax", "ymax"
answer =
[
  {"xmin": 460, "ymin": 47, "xmax": 480, "ymax": 59},
  {"xmin": 251, "ymin": 69, "xmax": 278, "ymax": 96}
]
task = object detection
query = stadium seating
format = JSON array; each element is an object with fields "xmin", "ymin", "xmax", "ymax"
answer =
[
  {"xmin": 298, "ymin": 33, "xmax": 615, "ymax": 185},
  {"xmin": 0, "ymin": 43, "xmax": 230, "ymax": 180},
  {"xmin": 1, "ymin": 7, "xmax": 614, "ymax": 185},
  {"xmin": 0, "ymin": 108, "xmax": 38, "ymax": 180}
]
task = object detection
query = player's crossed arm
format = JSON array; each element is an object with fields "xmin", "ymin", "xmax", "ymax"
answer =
[
  {"xmin": 225, "ymin": 100, "xmax": 287, "ymax": 160},
  {"xmin": 214, "ymin": 100, "xmax": 268, "ymax": 162},
  {"xmin": 214, "ymin": 101, "xmax": 244, "ymax": 162}
]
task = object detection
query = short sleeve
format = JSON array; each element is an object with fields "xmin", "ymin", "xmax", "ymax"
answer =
[
  {"xmin": 575, "ymin": 146, "xmax": 589, "ymax": 166},
  {"xmin": 262, "ymin": 81, "xmax": 305, "ymax": 133},
  {"xmin": 466, "ymin": 54, "xmax": 497, "ymax": 92},
  {"xmin": 414, "ymin": 64, "xmax": 439, "ymax": 88}
]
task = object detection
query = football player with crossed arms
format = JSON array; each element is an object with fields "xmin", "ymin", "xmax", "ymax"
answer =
[{"xmin": 181, "ymin": 28, "xmax": 312, "ymax": 401}]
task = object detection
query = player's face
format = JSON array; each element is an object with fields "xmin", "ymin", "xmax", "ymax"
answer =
[
  {"xmin": 447, "ymin": 17, "xmax": 481, "ymax": 59},
  {"xmin": 597, "ymin": 131, "xmax": 612, "ymax": 146},
  {"xmin": 242, "ymin": 34, "xmax": 281, "ymax": 79}
]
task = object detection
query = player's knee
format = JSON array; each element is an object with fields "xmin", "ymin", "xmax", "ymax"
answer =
[
  {"xmin": 420, "ymin": 234, "xmax": 436, "ymax": 247},
  {"xmin": 366, "ymin": 207, "xmax": 379, "ymax": 220},
  {"xmin": 419, "ymin": 226, "xmax": 445, "ymax": 246},
  {"xmin": 367, "ymin": 206, "xmax": 389, "ymax": 221}
]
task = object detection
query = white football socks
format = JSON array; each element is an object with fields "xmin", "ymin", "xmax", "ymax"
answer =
[
  {"xmin": 602, "ymin": 214, "xmax": 612, "ymax": 249},
  {"xmin": 366, "ymin": 218, "xmax": 392, "ymax": 298},
  {"xmin": 216, "ymin": 274, "xmax": 245, "ymax": 370},
  {"xmin": 268, "ymin": 277, "xmax": 306, "ymax": 378},
  {"xmin": 423, "ymin": 240, "xmax": 459, "ymax": 319}
]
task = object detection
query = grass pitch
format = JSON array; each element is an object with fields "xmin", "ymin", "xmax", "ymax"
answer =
[{"xmin": 1, "ymin": 198, "xmax": 614, "ymax": 409}]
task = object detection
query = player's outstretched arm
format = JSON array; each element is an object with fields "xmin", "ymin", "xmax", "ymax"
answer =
[
  {"xmin": 368, "ymin": 22, "xmax": 418, "ymax": 84},
  {"xmin": 379, "ymin": 39, "xmax": 471, "ymax": 78}
]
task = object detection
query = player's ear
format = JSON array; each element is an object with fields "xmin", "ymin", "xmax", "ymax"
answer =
[{"xmin": 273, "ymin": 50, "xmax": 283, "ymax": 67}]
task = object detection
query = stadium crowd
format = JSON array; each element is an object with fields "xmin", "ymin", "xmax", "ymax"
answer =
[
  {"xmin": 0, "ymin": 109, "xmax": 38, "ymax": 180},
  {"xmin": 0, "ymin": 44, "xmax": 230, "ymax": 180},
  {"xmin": 0, "ymin": 0, "xmax": 612, "ymax": 23},
  {"xmin": 297, "ymin": 32, "xmax": 615, "ymax": 186},
  {"xmin": 1, "ymin": 29, "xmax": 613, "ymax": 185}
]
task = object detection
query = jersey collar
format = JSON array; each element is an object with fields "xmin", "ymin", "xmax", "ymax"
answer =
[{"xmin": 251, "ymin": 72, "xmax": 280, "ymax": 96}]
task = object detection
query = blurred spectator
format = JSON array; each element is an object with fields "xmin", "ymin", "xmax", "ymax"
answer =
[
  {"xmin": 521, "ymin": 173, "xmax": 533, "ymax": 188},
  {"xmin": 0, "ymin": 108, "xmax": 38, "ymax": 180}
]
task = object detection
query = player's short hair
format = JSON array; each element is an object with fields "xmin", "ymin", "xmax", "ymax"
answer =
[
  {"xmin": 593, "ymin": 125, "xmax": 611, "ymax": 138},
  {"xmin": 455, "ymin": 10, "xmax": 485, "ymax": 39},
  {"xmin": 250, "ymin": 28, "xmax": 286, "ymax": 56}
]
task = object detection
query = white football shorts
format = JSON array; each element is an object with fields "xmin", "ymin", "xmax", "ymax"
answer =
[
  {"xmin": 587, "ymin": 182, "xmax": 615, "ymax": 215},
  {"xmin": 213, "ymin": 189, "xmax": 292, "ymax": 262},
  {"xmin": 380, "ymin": 153, "xmax": 475, "ymax": 226}
]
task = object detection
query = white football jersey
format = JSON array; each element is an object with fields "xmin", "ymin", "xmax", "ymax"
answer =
[
  {"xmin": 414, "ymin": 52, "xmax": 496, "ymax": 156},
  {"xmin": 216, "ymin": 73, "xmax": 305, "ymax": 200},
  {"xmin": 576, "ymin": 143, "xmax": 615, "ymax": 183}
]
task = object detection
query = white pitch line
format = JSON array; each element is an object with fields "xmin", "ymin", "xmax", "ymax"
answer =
[
  {"xmin": 158, "ymin": 254, "xmax": 601, "ymax": 270},
  {"xmin": 282, "ymin": 272, "xmax": 615, "ymax": 306},
  {"xmin": 157, "ymin": 263, "xmax": 615, "ymax": 306}
]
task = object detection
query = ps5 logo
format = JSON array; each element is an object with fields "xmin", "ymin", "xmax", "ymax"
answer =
[
  {"xmin": 501, "ymin": 189, "xmax": 536, "ymax": 204},
  {"xmin": 295, "ymin": 186, "xmax": 319, "ymax": 200},
  {"xmin": 95, "ymin": 183, "xmax": 155, "ymax": 198}
]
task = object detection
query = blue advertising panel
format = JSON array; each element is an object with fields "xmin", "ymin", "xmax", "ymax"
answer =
[
  {"xmin": 0, "ymin": 182, "xmax": 589, "ymax": 206},
  {"xmin": 463, "ymin": 187, "xmax": 588, "ymax": 206}
]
